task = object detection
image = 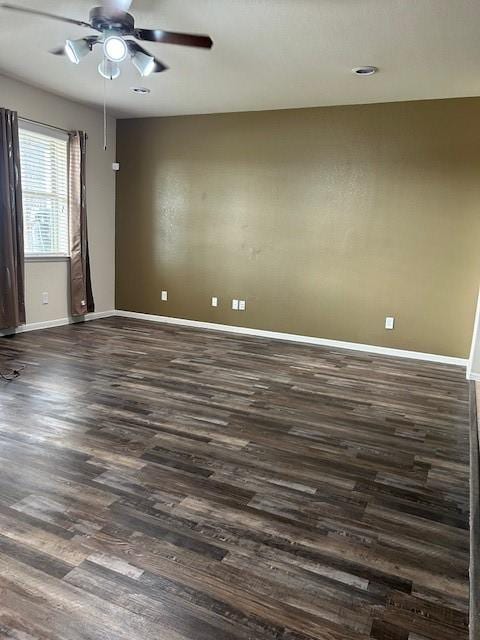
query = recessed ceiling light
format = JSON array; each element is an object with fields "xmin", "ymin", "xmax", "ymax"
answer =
[
  {"xmin": 352, "ymin": 66, "xmax": 378, "ymax": 76},
  {"xmin": 131, "ymin": 87, "xmax": 151, "ymax": 95}
]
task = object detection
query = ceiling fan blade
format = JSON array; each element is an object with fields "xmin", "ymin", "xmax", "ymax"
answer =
[
  {"xmin": 127, "ymin": 40, "xmax": 168, "ymax": 72},
  {"xmin": 152, "ymin": 59, "xmax": 169, "ymax": 73},
  {"xmin": 127, "ymin": 41, "xmax": 152, "ymax": 57},
  {"xmin": 0, "ymin": 3, "xmax": 96, "ymax": 29},
  {"xmin": 49, "ymin": 44, "xmax": 66, "ymax": 56},
  {"xmin": 135, "ymin": 28, "xmax": 213, "ymax": 49}
]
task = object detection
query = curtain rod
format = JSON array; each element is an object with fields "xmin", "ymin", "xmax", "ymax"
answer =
[{"xmin": 19, "ymin": 116, "xmax": 70, "ymax": 135}]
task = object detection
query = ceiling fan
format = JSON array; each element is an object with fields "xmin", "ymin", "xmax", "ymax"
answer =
[{"xmin": 0, "ymin": 0, "xmax": 213, "ymax": 80}]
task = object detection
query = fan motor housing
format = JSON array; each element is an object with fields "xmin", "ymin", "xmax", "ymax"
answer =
[{"xmin": 89, "ymin": 7, "xmax": 135, "ymax": 34}]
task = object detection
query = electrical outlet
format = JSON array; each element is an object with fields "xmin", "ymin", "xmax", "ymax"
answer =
[
  {"xmin": 385, "ymin": 316, "xmax": 395, "ymax": 330},
  {"xmin": 42, "ymin": 292, "xmax": 48, "ymax": 305},
  {"xmin": 161, "ymin": 290, "xmax": 168, "ymax": 301},
  {"xmin": 211, "ymin": 296, "xmax": 218, "ymax": 307},
  {"xmin": 238, "ymin": 300, "xmax": 246, "ymax": 311},
  {"xmin": 232, "ymin": 299, "xmax": 239, "ymax": 310}
]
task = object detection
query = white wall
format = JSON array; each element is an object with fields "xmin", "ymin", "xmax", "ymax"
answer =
[
  {"xmin": 0, "ymin": 73, "xmax": 116, "ymax": 323},
  {"xmin": 468, "ymin": 288, "xmax": 480, "ymax": 380}
]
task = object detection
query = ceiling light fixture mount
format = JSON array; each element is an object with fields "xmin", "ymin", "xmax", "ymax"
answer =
[{"xmin": 352, "ymin": 66, "xmax": 378, "ymax": 76}]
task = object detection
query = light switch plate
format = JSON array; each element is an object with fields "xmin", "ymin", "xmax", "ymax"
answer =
[
  {"xmin": 232, "ymin": 299, "xmax": 239, "ymax": 310},
  {"xmin": 42, "ymin": 292, "xmax": 48, "ymax": 305},
  {"xmin": 161, "ymin": 290, "xmax": 168, "ymax": 301},
  {"xmin": 238, "ymin": 300, "xmax": 246, "ymax": 311},
  {"xmin": 112, "ymin": 162, "xmax": 120, "ymax": 171},
  {"xmin": 385, "ymin": 316, "xmax": 395, "ymax": 330},
  {"xmin": 211, "ymin": 297, "xmax": 218, "ymax": 307}
]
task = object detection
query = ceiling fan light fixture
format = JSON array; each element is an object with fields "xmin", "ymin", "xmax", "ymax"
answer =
[
  {"xmin": 98, "ymin": 59, "xmax": 120, "ymax": 80},
  {"xmin": 131, "ymin": 49, "xmax": 156, "ymax": 77},
  {"xmin": 65, "ymin": 38, "xmax": 90, "ymax": 64},
  {"xmin": 103, "ymin": 35, "xmax": 128, "ymax": 62},
  {"xmin": 0, "ymin": 3, "xmax": 213, "ymax": 81}
]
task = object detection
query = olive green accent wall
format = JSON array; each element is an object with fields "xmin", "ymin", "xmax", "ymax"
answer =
[{"xmin": 116, "ymin": 98, "xmax": 480, "ymax": 358}]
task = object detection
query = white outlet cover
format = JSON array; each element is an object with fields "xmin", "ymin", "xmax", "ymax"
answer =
[
  {"xmin": 42, "ymin": 292, "xmax": 48, "ymax": 305},
  {"xmin": 161, "ymin": 290, "xmax": 168, "ymax": 301},
  {"xmin": 385, "ymin": 316, "xmax": 395, "ymax": 329},
  {"xmin": 232, "ymin": 299, "xmax": 239, "ymax": 310},
  {"xmin": 238, "ymin": 300, "xmax": 246, "ymax": 311},
  {"xmin": 211, "ymin": 296, "xmax": 218, "ymax": 307}
]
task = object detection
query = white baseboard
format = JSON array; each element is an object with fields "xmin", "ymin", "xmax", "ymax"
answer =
[
  {"xmin": 114, "ymin": 309, "xmax": 468, "ymax": 368},
  {"xmin": 1, "ymin": 308, "xmax": 468, "ymax": 370},
  {"xmin": 0, "ymin": 310, "xmax": 115, "ymax": 337}
]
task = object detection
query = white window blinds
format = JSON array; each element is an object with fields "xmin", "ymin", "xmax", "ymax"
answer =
[{"xmin": 19, "ymin": 125, "xmax": 69, "ymax": 257}]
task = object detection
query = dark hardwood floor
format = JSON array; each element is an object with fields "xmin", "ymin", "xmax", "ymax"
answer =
[{"xmin": 0, "ymin": 317, "xmax": 470, "ymax": 640}]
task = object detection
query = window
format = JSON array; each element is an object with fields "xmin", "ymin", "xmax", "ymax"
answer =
[{"xmin": 19, "ymin": 123, "xmax": 69, "ymax": 257}]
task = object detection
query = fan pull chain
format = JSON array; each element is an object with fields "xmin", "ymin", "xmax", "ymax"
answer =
[{"xmin": 103, "ymin": 65, "xmax": 107, "ymax": 151}]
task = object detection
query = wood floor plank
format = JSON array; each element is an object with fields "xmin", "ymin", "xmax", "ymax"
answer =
[{"xmin": 0, "ymin": 317, "xmax": 470, "ymax": 639}]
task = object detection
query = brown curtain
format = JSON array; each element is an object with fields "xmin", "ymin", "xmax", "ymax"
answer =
[
  {"xmin": 0, "ymin": 108, "xmax": 25, "ymax": 330},
  {"xmin": 69, "ymin": 131, "xmax": 94, "ymax": 316}
]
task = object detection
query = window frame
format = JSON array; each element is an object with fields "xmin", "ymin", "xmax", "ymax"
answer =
[{"xmin": 19, "ymin": 120, "xmax": 70, "ymax": 262}]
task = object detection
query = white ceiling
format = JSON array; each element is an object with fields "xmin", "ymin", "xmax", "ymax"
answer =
[{"xmin": 1, "ymin": 0, "xmax": 480, "ymax": 118}]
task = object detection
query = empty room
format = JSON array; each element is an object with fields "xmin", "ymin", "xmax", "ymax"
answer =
[{"xmin": 1, "ymin": 1, "xmax": 480, "ymax": 639}]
